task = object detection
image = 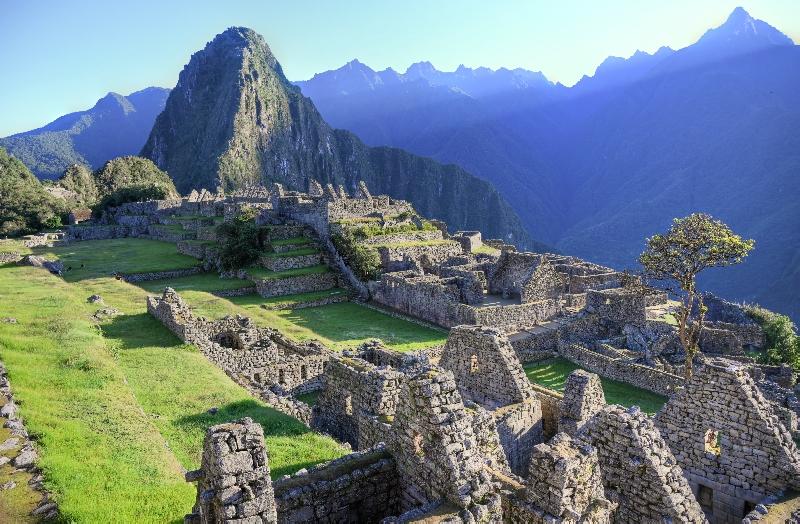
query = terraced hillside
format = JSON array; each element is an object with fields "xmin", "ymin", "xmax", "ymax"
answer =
[{"xmin": 0, "ymin": 237, "xmax": 445, "ymax": 521}]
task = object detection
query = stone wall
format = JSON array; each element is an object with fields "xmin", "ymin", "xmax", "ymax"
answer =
[
  {"xmin": 376, "ymin": 242, "xmax": 463, "ymax": 272},
  {"xmin": 147, "ymin": 289, "xmax": 331, "ymax": 396},
  {"xmin": 559, "ymin": 343, "xmax": 683, "ymax": 396},
  {"xmin": 272, "ymin": 444, "xmax": 400, "ymax": 523},
  {"xmin": 388, "ymin": 366, "xmax": 501, "ymax": 519},
  {"xmin": 253, "ymin": 272, "xmax": 337, "ymax": 298},
  {"xmin": 655, "ymin": 359, "xmax": 800, "ymax": 523},
  {"xmin": 558, "ymin": 370, "xmax": 606, "ymax": 436},
  {"xmin": 504, "ymin": 433, "xmax": 612, "ymax": 523},
  {"xmin": 583, "ymin": 405, "xmax": 707, "ymax": 523},
  {"xmin": 585, "ymin": 287, "xmax": 646, "ymax": 328},
  {"xmin": 468, "ymin": 299, "xmax": 562, "ymax": 332},
  {"xmin": 260, "ymin": 252, "xmax": 322, "ymax": 272},
  {"xmin": 184, "ymin": 418, "xmax": 277, "ymax": 523},
  {"xmin": 312, "ymin": 356, "xmax": 403, "ymax": 450},
  {"xmin": 122, "ymin": 267, "xmax": 202, "ymax": 282}
]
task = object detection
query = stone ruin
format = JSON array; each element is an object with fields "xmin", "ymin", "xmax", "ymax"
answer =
[
  {"xmin": 655, "ymin": 358, "xmax": 800, "ymax": 523},
  {"xmin": 440, "ymin": 326, "xmax": 544, "ymax": 475},
  {"xmin": 184, "ymin": 418, "xmax": 277, "ymax": 523}
]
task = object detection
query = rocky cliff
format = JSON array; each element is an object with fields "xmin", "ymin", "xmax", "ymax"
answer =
[{"xmin": 141, "ymin": 27, "xmax": 532, "ymax": 248}]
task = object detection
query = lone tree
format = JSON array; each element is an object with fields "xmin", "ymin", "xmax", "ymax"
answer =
[{"xmin": 639, "ymin": 213, "xmax": 754, "ymax": 378}]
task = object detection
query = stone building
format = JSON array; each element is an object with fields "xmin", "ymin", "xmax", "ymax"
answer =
[{"xmin": 655, "ymin": 359, "xmax": 800, "ymax": 523}]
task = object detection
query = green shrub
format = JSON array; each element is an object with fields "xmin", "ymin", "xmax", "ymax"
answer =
[
  {"xmin": 217, "ymin": 209, "xmax": 263, "ymax": 271},
  {"xmin": 0, "ymin": 147, "xmax": 67, "ymax": 236},
  {"xmin": 745, "ymin": 305, "xmax": 800, "ymax": 370},
  {"xmin": 332, "ymin": 230, "xmax": 381, "ymax": 281}
]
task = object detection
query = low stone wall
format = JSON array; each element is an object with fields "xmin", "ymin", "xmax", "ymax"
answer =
[
  {"xmin": 122, "ymin": 267, "xmax": 202, "ymax": 282},
  {"xmin": 467, "ymin": 299, "xmax": 562, "ymax": 333},
  {"xmin": 530, "ymin": 385, "xmax": 562, "ymax": 440},
  {"xmin": 273, "ymin": 445, "xmax": 400, "ymax": 523},
  {"xmin": 0, "ymin": 361, "xmax": 58, "ymax": 519},
  {"xmin": 376, "ymin": 242, "xmax": 463, "ymax": 271},
  {"xmin": 0, "ymin": 252, "xmax": 22, "ymax": 265},
  {"xmin": 260, "ymin": 253, "xmax": 322, "ymax": 272},
  {"xmin": 509, "ymin": 326, "xmax": 560, "ymax": 362},
  {"xmin": 67, "ymin": 224, "xmax": 132, "ymax": 240},
  {"xmin": 559, "ymin": 343, "xmax": 683, "ymax": 396},
  {"xmin": 253, "ymin": 271, "xmax": 337, "ymax": 298},
  {"xmin": 210, "ymin": 286, "xmax": 258, "ymax": 298},
  {"xmin": 176, "ymin": 241, "xmax": 212, "ymax": 260}
]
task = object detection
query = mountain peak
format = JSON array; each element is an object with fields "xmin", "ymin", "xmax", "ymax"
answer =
[{"xmin": 695, "ymin": 7, "xmax": 793, "ymax": 51}]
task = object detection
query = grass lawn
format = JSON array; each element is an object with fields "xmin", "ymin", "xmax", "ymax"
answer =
[
  {"xmin": 296, "ymin": 391, "xmax": 320, "ymax": 406},
  {"xmin": 134, "ymin": 272, "xmax": 254, "ymax": 294},
  {"xmin": 524, "ymin": 358, "xmax": 667, "ymax": 414},
  {"xmin": 473, "ymin": 244, "xmax": 500, "ymax": 256},
  {"xmin": 183, "ymin": 293, "xmax": 446, "ymax": 352},
  {"xmin": 37, "ymin": 238, "xmax": 199, "ymax": 280},
  {"xmin": 246, "ymin": 264, "xmax": 329, "ymax": 281},
  {"xmin": 0, "ymin": 238, "xmax": 347, "ymax": 521}
]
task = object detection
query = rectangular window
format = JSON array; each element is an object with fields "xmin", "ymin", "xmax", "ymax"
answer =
[
  {"xmin": 301, "ymin": 365, "xmax": 308, "ymax": 380},
  {"xmin": 278, "ymin": 369, "xmax": 285, "ymax": 385}
]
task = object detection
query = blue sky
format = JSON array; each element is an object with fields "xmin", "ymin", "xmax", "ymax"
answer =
[{"xmin": 1, "ymin": 0, "xmax": 798, "ymax": 136}]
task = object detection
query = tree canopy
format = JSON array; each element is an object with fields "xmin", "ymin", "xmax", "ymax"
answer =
[
  {"xmin": 0, "ymin": 147, "xmax": 66, "ymax": 236},
  {"xmin": 640, "ymin": 213, "xmax": 754, "ymax": 377}
]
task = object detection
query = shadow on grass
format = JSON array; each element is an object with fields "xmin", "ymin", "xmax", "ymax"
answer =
[
  {"xmin": 174, "ymin": 399, "xmax": 327, "ymax": 477},
  {"xmin": 100, "ymin": 312, "xmax": 184, "ymax": 350}
]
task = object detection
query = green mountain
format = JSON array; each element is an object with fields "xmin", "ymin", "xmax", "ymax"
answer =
[
  {"xmin": 0, "ymin": 87, "xmax": 169, "ymax": 179},
  {"xmin": 140, "ymin": 28, "xmax": 532, "ymax": 248}
]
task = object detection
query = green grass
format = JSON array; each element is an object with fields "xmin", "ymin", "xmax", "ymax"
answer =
[
  {"xmin": 36, "ymin": 238, "xmax": 199, "ymax": 280},
  {"xmin": 473, "ymin": 244, "xmax": 500, "ymax": 255},
  {"xmin": 185, "ymin": 295, "xmax": 446, "ymax": 352},
  {"xmin": 0, "ymin": 239, "xmax": 32, "ymax": 255},
  {"xmin": 246, "ymin": 264, "xmax": 330, "ymax": 281},
  {"xmin": 369, "ymin": 239, "xmax": 456, "ymax": 249},
  {"xmin": 134, "ymin": 272, "xmax": 254, "ymax": 294},
  {"xmin": 296, "ymin": 391, "xmax": 320, "ymax": 406},
  {"xmin": 263, "ymin": 247, "xmax": 319, "ymax": 258},
  {"xmin": 0, "ymin": 238, "xmax": 347, "ymax": 521},
  {"xmin": 524, "ymin": 358, "xmax": 667, "ymax": 415},
  {"xmin": 270, "ymin": 237, "xmax": 311, "ymax": 247},
  {"xmin": 258, "ymin": 288, "xmax": 348, "ymax": 308}
]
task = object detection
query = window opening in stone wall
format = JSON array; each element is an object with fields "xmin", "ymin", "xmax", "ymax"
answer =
[
  {"xmin": 278, "ymin": 369, "xmax": 285, "ymax": 385},
  {"xmin": 704, "ymin": 429, "xmax": 721, "ymax": 455},
  {"xmin": 301, "ymin": 365, "xmax": 307, "ymax": 380},
  {"xmin": 413, "ymin": 432, "xmax": 425, "ymax": 459},
  {"xmin": 697, "ymin": 484, "xmax": 714, "ymax": 514},
  {"xmin": 470, "ymin": 354, "xmax": 479, "ymax": 374}
]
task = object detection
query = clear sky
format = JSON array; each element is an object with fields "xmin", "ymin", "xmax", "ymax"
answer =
[{"xmin": 1, "ymin": 0, "xmax": 798, "ymax": 137}]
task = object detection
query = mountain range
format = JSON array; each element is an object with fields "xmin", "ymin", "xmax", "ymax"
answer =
[
  {"xmin": 0, "ymin": 87, "xmax": 170, "ymax": 179},
  {"xmin": 296, "ymin": 7, "xmax": 800, "ymax": 321},
  {"xmin": 140, "ymin": 27, "xmax": 533, "ymax": 248},
  {"xmin": 2, "ymin": 7, "xmax": 797, "ymax": 320}
]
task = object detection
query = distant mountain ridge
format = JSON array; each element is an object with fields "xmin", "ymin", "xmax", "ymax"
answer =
[
  {"xmin": 140, "ymin": 27, "xmax": 534, "ymax": 248},
  {"xmin": 296, "ymin": 7, "xmax": 800, "ymax": 321},
  {"xmin": 0, "ymin": 87, "xmax": 169, "ymax": 179}
]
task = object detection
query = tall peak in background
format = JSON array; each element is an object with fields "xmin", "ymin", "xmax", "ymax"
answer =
[
  {"xmin": 695, "ymin": 6, "xmax": 793, "ymax": 51},
  {"xmin": 141, "ymin": 27, "xmax": 533, "ymax": 247}
]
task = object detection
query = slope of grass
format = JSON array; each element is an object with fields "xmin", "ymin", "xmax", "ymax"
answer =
[
  {"xmin": 183, "ymin": 293, "xmax": 446, "ymax": 352},
  {"xmin": 0, "ymin": 265, "xmax": 192, "ymax": 522},
  {"xmin": 0, "ymin": 238, "xmax": 348, "ymax": 521},
  {"xmin": 52, "ymin": 238, "xmax": 199, "ymax": 279},
  {"xmin": 270, "ymin": 237, "xmax": 310, "ymax": 247},
  {"xmin": 524, "ymin": 358, "xmax": 667, "ymax": 415}
]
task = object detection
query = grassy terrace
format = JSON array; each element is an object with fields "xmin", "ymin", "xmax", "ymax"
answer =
[
  {"xmin": 246, "ymin": 264, "xmax": 330, "ymax": 280},
  {"xmin": 369, "ymin": 239, "xmax": 456, "ymax": 249},
  {"xmin": 524, "ymin": 358, "xmax": 668, "ymax": 415},
  {"xmin": 270, "ymin": 237, "xmax": 311, "ymax": 247},
  {"xmin": 263, "ymin": 247, "xmax": 320, "ymax": 258},
  {"xmin": 0, "ymin": 239, "xmax": 347, "ymax": 521}
]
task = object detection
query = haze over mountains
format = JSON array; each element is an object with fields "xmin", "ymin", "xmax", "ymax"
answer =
[
  {"xmin": 0, "ymin": 87, "xmax": 170, "ymax": 179},
  {"xmin": 2, "ymin": 7, "xmax": 797, "ymax": 320},
  {"xmin": 297, "ymin": 7, "xmax": 800, "ymax": 320}
]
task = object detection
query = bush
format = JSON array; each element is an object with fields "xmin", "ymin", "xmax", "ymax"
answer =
[
  {"xmin": 0, "ymin": 147, "xmax": 66, "ymax": 236},
  {"xmin": 332, "ymin": 231, "xmax": 381, "ymax": 281},
  {"xmin": 92, "ymin": 185, "xmax": 173, "ymax": 216},
  {"xmin": 745, "ymin": 305, "xmax": 800, "ymax": 370},
  {"xmin": 216, "ymin": 209, "xmax": 263, "ymax": 271}
]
